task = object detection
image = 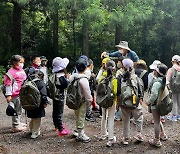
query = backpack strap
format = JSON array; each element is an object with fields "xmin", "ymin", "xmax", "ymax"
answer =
[
  {"xmin": 139, "ymin": 70, "xmax": 147, "ymax": 79},
  {"xmin": 5, "ymin": 72, "xmax": 15, "ymax": 84}
]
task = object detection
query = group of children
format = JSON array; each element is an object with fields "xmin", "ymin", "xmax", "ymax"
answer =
[{"xmin": 3, "ymin": 52, "xmax": 180, "ymax": 148}]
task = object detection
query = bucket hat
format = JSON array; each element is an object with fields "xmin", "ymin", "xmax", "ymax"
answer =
[
  {"xmin": 115, "ymin": 41, "xmax": 130, "ymax": 50},
  {"xmin": 52, "ymin": 57, "xmax": 69, "ymax": 73}
]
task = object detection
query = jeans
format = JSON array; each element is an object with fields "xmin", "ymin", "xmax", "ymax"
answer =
[{"xmin": 52, "ymin": 93, "xmax": 65, "ymax": 131}]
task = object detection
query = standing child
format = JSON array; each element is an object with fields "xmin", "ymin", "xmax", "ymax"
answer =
[
  {"xmin": 166, "ymin": 55, "xmax": 180, "ymax": 121},
  {"xmin": 51, "ymin": 57, "xmax": 71, "ymax": 136},
  {"xmin": 69, "ymin": 58, "xmax": 92, "ymax": 143},
  {"xmin": 120, "ymin": 59, "xmax": 144, "ymax": 145},
  {"xmin": 26, "ymin": 70, "xmax": 49, "ymax": 139},
  {"xmin": 4, "ymin": 55, "xmax": 27, "ymax": 132},
  {"xmin": 40, "ymin": 56, "xmax": 48, "ymax": 84},
  {"xmin": 147, "ymin": 63, "xmax": 168, "ymax": 147},
  {"xmin": 98, "ymin": 60, "xmax": 117, "ymax": 147}
]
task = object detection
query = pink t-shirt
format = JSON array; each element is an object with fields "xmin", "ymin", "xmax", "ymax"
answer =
[{"xmin": 4, "ymin": 67, "xmax": 27, "ymax": 98}]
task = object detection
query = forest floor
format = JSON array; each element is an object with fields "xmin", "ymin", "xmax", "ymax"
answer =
[{"xmin": 0, "ymin": 92, "xmax": 180, "ymax": 154}]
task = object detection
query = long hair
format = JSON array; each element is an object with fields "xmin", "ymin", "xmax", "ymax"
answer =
[{"xmin": 157, "ymin": 63, "xmax": 168, "ymax": 91}]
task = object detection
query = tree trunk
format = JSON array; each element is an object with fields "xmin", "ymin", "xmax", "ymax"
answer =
[
  {"xmin": 72, "ymin": 15, "xmax": 76, "ymax": 57},
  {"xmin": 115, "ymin": 24, "xmax": 121, "ymax": 46},
  {"xmin": 12, "ymin": 2, "xmax": 22, "ymax": 54},
  {"xmin": 82, "ymin": 19, "xmax": 89, "ymax": 56},
  {"xmin": 53, "ymin": 8, "xmax": 59, "ymax": 56}
]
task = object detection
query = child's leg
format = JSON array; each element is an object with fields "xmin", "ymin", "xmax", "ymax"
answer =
[
  {"xmin": 152, "ymin": 109, "xmax": 162, "ymax": 139},
  {"xmin": 29, "ymin": 119, "xmax": 33, "ymax": 133},
  {"xmin": 52, "ymin": 95, "xmax": 64, "ymax": 131},
  {"xmin": 76, "ymin": 102, "xmax": 87, "ymax": 131},
  {"xmin": 177, "ymin": 93, "xmax": 180, "ymax": 116},
  {"xmin": 133, "ymin": 108, "xmax": 143, "ymax": 134},
  {"xmin": 101, "ymin": 108, "xmax": 108, "ymax": 135},
  {"xmin": 172, "ymin": 93, "xmax": 178, "ymax": 116},
  {"xmin": 121, "ymin": 108, "xmax": 131, "ymax": 139},
  {"xmin": 32, "ymin": 118, "xmax": 41, "ymax": 133},
  {"xmin": 107, "ymin": 103, "xmax": 116, "ymax": 140}
]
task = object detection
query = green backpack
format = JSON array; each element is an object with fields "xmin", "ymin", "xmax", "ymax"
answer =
[
  {"xmin": 20, "ymin": 78, "xmax": 41, "ymax": 110},
  {"xmin": 47, "ymin": 73, "xmax": 57, "ymax": 99},
  {"xmin": 66, "ymin": 77, "xmax": 86, "ymax": 110},
  {"xmin": 156, "ymin": 84, "xmax": 173, "ymax": 116},
  {"xmin": 96, "ymin": 76, "xmax": 114, "ymax": 109},
  {"xmin": 170, "ymin": 68, "xmax": 180, "ymax": 93},
  {"xmin": 119, "ymin": 77, "xmax": 140, "ymax": 109}
]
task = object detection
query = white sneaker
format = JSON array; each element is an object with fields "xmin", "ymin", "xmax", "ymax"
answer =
[
  {"xmin": 77, "ymin": 130, "xmax": 91, "ymax": 143},
  {"xmin": 72, "ymin": 130, "xmax": 78, "ymax": 138},
  {"xmin": 31, "ymin": 131, "xmax": 40, "ymax": 139},
  {"xmin": 106, "ymin": 136, "xmax": 116, "ymax": 147},
  {"xmin": 98, "ymin": 133, "xmax": 108, "ymax": 141},
  {"xmin": 134, "ymin": 133, "xmax": 143, "ymax": 142}
]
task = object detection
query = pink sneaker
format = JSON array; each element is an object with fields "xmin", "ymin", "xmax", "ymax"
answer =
[{"xmin": 58, "ymin": 129, "xmax": 71, "ymax": 136}]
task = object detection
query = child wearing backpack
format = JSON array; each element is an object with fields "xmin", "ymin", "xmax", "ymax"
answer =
[
  {"xmin": 119, "ymin": 59, "xmax": 144, "ymax": 145},
  {"xmin": 51, "ymin": 57, "xmax": 71, "ymax": 136},
  {"xmin": 26, "ymin": 70, "xmax": 49, "ymax": 139},
  {"xmin": 166, "ymin": 55, "xmax": 180, "ymax": 121},
  {"xmin": 3, "ymin": 55, "xmax": 27, "ymax": 132},
  {"xmin": 98, "ymin": 60, "xmax": 117, "ymax": 147},
  {"xmin": 69, "ymin": 58, "xmax": 92, "ymax": 143},
  {"xmin": 147, "ymin": 63, "xmax": 168, "ymax": 147}
]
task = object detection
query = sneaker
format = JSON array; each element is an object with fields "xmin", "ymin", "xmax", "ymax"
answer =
[
  {"xmin": 58, "ymin": 129, "xmax": 71, "ymax": 136},
  {"xmin": 77, "ymin": 131, "xmax": 91, "ymax": 143},
  {"xmin": 11, "ymin": 125, "xmax": 27, "ymax": 133},
  {"xmin": 149, "ymin": 138, "xmax": 162, "ymax": 147},
  {"xmin": 85, "ymin": 114, "xmax": 95, "ymax": 122},
  {"xmin": 134, "ymin": 133, "xmax": 143, "ymax": 142},
  {"xmin": 31, "ymin": 131, "xmax": 40, "ymax": 139},
  {"xmin": 20, "ymin": 123, "xmax": 27, "ymax": 127},
  {"xmin": 122, "ymin": 137, "xmax": 129, "ymax": 145},
  {"xmin": 106, "ymin": 136, "xmax": 116, "ymax": 147},
  {"xmin": 167, "ymin": 115, "xmax": 177, "ymax": 122},
  {"xmin": 72, "ymin": 130, "xmax": 78, "ymax": 138},
  {"xmin": 98, "ymin": 133, "xmax": 108, "ymax": 141}
]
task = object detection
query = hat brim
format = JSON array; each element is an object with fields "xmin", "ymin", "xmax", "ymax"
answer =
[
  {"xmin": 115, "ymin": 45, "xmax": 130, "ymax": 50},
  {"xmin": 52, "ymin": 58, "xmax": 69, "ymax": 73},
  {"xmin": 149, "ymin": 64, "xmax": 156, "ymax": 70}
]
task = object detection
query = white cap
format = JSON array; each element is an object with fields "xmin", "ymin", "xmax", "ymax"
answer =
[
  {"xmin": 172, "ymin": 55, "xmax": 180, "ymax": 62},
  {"xmin": 149, "ymin": 60, "xmax": 161, "ymax": 70},
  {"xmin": 52, "ymin": 57, "xmax": 69, "ymax": 73}
]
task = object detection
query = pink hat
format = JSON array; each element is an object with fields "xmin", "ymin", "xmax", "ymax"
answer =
[
  {"xmin": 122, "ymin": 59, "xmax": 134, "ymax": 70},
  {"xmin": 52, "ymin": 57, "xmax": 69, "ymax": 73}
]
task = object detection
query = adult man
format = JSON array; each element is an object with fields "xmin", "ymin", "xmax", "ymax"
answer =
[{"xmin": 101, "ymin": 41, "xmax": 139, "ymax": 62}]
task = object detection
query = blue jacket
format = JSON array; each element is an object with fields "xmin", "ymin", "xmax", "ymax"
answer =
[{"xmin": 107, "ymin": 50, "xmax": 139, "ymax": 62}]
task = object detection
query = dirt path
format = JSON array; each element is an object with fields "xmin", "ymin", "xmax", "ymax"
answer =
[{"xmin": 0, "ymin": 92, "xmax": 180, "ymax": 154}]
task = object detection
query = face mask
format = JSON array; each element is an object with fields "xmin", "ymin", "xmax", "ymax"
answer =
[
  {"xmin": 118, "ymin": 49, "xmax": 123, "ymax": 54},
  {"xmin": 35, "ymin": 62, "xmax": 41, "ymax": 66},
  {"xmin": 18, "ymin": 63, "xmax": 24, "ymax": 68}
]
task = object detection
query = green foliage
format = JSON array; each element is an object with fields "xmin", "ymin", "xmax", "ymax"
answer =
[{"xmin": 0, "ymin": 0, "xmax": 180, "ymax": 68}]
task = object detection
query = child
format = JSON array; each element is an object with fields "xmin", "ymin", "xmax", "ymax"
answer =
[
  {"xmin": 98, "ymin": 60, "xmax": 117, "ymax": 147},
  {"xmin": 147, "ymin": 63, "xmax": 168, "ymax": 147},
  {"xmin": 51, "ymin": 57, "xmax": 71, "ymax": 136},
  {"xmin": 120, "ymin": 59, "xmax": 144, "ymax": 145},
  {"xmin": 4, "ymin": 55, "xmax": 27, "ymax": 132},
  {"xmin": 40, "ymin": 56, "xmax": 48, "ymax": 84},
  {"xmin": 69, "ymin": 58, "xmax": 92, "ymax": 143},
  {"xmin": 166, "ymin": 55, "xmax": 180, "ymax": 121},
  {"xmin": 26, "ymin": 70, "xmax": 48, "ymax": 139}
]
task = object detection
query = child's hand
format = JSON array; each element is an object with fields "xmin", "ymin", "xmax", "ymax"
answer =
[
  {"xmin": 6, "ymin": 96, "xmax": 12, "ymax": 103},
  {"xmin": 139, "ymin": 98, "xmax": 143, "ymax": 105},
  {"xmin": 66, "ymin": 73, "xmax": 71, "ymax": 79}
]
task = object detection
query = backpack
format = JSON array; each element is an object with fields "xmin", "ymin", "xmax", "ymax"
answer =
[
  {"xmin": 47, "ymin": 73, "xmax": 58, "ymax": 99},
  {"xmin": 66, "ymin": 77, "xmax": 87, "ymax": 110},
  {"xmin": 1, "ymin": 72, "xmax": 15, "ymax": 97},
  {"xmin": 20, "ymin": 78, "xmax": 41, "ymax": 110},
  {"xmin": 119, "ymin": 76, "xmax": 140, "ymax": 109},
  {"xmin": 170, "ymin": 68, "xmax": 180, "ymax": 93},
  {"xmin": 96, "ymin": 76, "xmax": 114, "ymax": 109},
  {"xmin": 156, "ymin": 84, "xmax": 173, "ymax": 116}
]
